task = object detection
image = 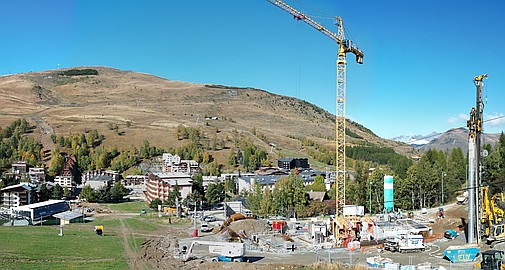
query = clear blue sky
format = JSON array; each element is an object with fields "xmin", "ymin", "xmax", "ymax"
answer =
[{"xmin": 1, "ymin": 0, "xmax": 504, "ymax": 139}]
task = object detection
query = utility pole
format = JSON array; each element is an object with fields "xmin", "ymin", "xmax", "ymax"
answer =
[
  {"xmin": 193, "ymin": 201, "xmax": 197, "ymax": 237},
  {"xmin": 369, "ymin": 181, "xmax": 372, "ymax": 215}
]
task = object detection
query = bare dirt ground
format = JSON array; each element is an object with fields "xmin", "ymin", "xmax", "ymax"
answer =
[
  {"xmin": 413, "ymin": 202, "xmax": 468, "ymax": 236},
  {"xmin": 83, "ymin": 201, "xmax": 483, "ymax": 270},
  {"xmin": 119, "ymin": 219, "xmax": 151, "ymax": 270}
]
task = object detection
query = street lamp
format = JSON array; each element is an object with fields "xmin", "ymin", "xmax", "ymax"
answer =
[
  {"xmin": 369, "ymin": 181, "xmax": 373, "ymax": 215},
  {"xmin": 280, "ymin": 188, "xmax": 284, "ymax": 217},
  {"xmin": 441, "ymin": 171, "xmax": 447, "ymax": 205}
]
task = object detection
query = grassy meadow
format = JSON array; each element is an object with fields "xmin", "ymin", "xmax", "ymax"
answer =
[
  {"xmin": 0, "ymin": 201, "xmax": 164, "ymax": 270},
  {"xmin": 0, "ymin": 221, "xmax": 127, "ymax": 270}
]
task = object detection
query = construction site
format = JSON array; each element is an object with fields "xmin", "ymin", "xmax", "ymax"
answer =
[
  {"xmin": 129, "ymin": 184, "xmax": 503, "ymax": 269},
  {"xmin": 0, "ymin": 1, "xmax": 504, "ymax": 270},
  {"xmin": 133, "ymin": 197, "xmax": 502, "ymax": 269},
  {"xmin": 139, "ymin": 1, "xmax": 504, "ymax": 269}
]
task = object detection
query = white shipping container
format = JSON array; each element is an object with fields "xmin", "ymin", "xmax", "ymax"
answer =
[{"xmin": 343, "ymin": 205, "xmax": 365, "ymax": 216}]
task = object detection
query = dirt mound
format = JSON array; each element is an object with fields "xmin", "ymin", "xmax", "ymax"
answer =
[
  {"xmin": 227, "ymin": 219, "xmax": 271, "ymax": 237},
  {"xmin": 79, "ymin": 202, "xmax": 117, "ymax": 214},
  {"xmin": 428, "ymin": 203, "xmax": 468, "ymax": 234},
  {"xmin": 140, "ymin": 235, "xmax": 207, "ymax": 269},
  {"xmin": 411, "ymin": 203, "xmax": 468, "ymax": 235}
]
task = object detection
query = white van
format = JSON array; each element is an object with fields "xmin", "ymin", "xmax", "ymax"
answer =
[{"xmin": 384, "ymin": 234, "xmax": 425, "ymax": 253}]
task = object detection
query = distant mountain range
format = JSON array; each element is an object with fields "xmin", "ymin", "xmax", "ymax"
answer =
[
  {"xmin": 392, "ymin": 128, "xmax": 501, "ymax": 153},
  {"xmin": 390, "ymin": 132, "xmax": 441, "ymax": 147}
]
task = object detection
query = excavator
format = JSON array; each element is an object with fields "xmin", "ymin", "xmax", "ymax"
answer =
[
  {"xmin": 481, "ymin": 186, "xmax": 505, "ymax": 247},
  {"xmin": 473, "ymin": 250, "xmax": 505, "ymax": 270}
]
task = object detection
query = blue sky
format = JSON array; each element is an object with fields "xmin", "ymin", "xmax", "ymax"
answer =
[{"xmin": 1, "ymin": 0, "xmax": 504, "ymax": 139}]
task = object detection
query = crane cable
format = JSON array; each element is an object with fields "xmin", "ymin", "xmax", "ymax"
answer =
[
  {"xmin": 296, "ymin": 18, "xmax": 302, "ymax": 99},
  {"xmin": 293, "ymin": 0, "xmax": 332, "ymax": 17},
  {"xmin": 292, "ymin": 0, "xmax": 361, "ymax": 49}
]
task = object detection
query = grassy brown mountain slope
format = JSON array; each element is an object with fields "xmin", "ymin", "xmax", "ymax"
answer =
[{"xmin": 0, "ymin": 67, "xmax": 416, "ymax": 169}]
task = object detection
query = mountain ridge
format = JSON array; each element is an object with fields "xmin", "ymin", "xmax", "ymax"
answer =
[
  {"xmin": 421, "ymin": 127, "xmax": 500, "ymax": 153},
  {"xmin": 0, "ymin": 66, "xmax": 417, "ymax": 168}
]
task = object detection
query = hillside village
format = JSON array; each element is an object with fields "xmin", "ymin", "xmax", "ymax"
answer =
[
  {"xmin": 2, "ymin": 0, "xmax": 505, "ymax": 266},
  {"xmin": 1, "ymin": 145, "xmax": 330, "ymax": 223},
  {"xmin": 0, "ymin": 68, "xmax": 504, "ymax": 269}
]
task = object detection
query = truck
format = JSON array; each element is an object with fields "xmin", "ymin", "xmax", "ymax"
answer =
[
  {"xmin": 178, "ymin": 240, "xmax": 246, "ymax": 262},
  {"xmin": 384, "ymin": 234, "xmax": 425, "ymax": 253}
]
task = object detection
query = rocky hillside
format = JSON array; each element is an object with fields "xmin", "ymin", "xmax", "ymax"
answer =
[{"xmin": 0, "ymin": 67, "xmax": 417, "ymax": 168}]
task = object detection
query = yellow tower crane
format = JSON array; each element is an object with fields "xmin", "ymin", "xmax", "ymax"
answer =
[{"xmin": 267, "ymin": 0, "xmax": 364, "ymax": 216}]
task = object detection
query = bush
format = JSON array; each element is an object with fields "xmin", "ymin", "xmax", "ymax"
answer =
[{"xmin": 59, "ymin": 69, "xmax": 98, "ymax": 76}]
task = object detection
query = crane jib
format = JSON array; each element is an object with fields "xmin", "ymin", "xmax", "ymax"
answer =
[{"xmin": 268, "ymin": 0, "xmax": 364, "ymax": 64}]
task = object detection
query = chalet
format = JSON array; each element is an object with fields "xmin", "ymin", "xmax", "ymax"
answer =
[
  {"xmin": 55, "ymin": 154, "xmax": 80, "ymax": 186},
  {"xmin": 202, "ymin": 175, "xmax": 219, "ymax": 189},
  {"xmin": 237, "ymin": 175, "xmax": 316, "ymax": 194},
  {"xmin": 171, "ymin": 160, "xmax": 199, "ymax": 175},
  {"xmin": 308, "ymin": 191, "xmax": 328, "ymax": 202},
  {"xmin": 82, "ymin": 169, "xmax": 120, "ymax": 183},
  {"xmin": 237, "ymin": 168, "xmax": 328, "ymax": 194}
]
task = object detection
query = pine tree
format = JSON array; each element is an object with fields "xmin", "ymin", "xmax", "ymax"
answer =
[
  {"xmin": 38, "ymin": 184, "xmax": 51, "ymax": 202},
  {"xmin": 110, "ymin": 181, "xmax": 127, "ymax": 203},
  {"xmin": 80, "ymin": 185, "xmax": 96, "ymax": 202},
  {"xmin": 205, "ymin": 181, "xmax": 225, "ymax": 207},
  {"xmin": 52, "ymin": 184, "xmax": 63, "ymax": 199},
  {"xmin": 63, "ymin": 187, "xmax": 71, "ymax": 199}
]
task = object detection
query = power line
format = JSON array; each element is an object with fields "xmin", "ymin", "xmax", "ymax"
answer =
[{"xmin": 377, "ymin": 179, "xmax": 505, "ymax": 206}]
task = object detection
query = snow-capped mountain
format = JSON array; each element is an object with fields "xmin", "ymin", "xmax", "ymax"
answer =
[{"xmin": 390, "ymin": 132, "xmax": 441, "ymax": 146}]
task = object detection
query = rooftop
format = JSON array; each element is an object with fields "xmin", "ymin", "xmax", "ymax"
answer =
[
  {"xmin": 53, "ymin": 210, "xmax": 83, "ymax": 220},
  {"xmin": 15, "ymin": 199, "xmax": 67, "ymax": 210},
  {"xmin": 0, "ymin": 183, "xmax": 32, "ymax": 192}
]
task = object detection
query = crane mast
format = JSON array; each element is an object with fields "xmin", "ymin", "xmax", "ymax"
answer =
[{"xmin": 267, "ymin": 0, "xmax": 363, "ymax": 216}]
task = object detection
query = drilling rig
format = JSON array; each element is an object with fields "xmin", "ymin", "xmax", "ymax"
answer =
[
  {"xmin": 467, "ymin": 74, "xmax": 487, "ymax": 244},
  {"xmin": 266, "ymin": 0, "xmax": 363, "ymax": 216}
]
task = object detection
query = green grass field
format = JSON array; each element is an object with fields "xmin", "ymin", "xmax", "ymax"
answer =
[
  {"xmin": 0, "ymin": 222, "xmax": 127, "ymax": 270},
  {"xmin": 0, "ymin": 201, "xmax": 168, "ymax": 270},
  {"xmin": 103, "ymin": 201, "xmax": 148, "ymax": 213}
]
